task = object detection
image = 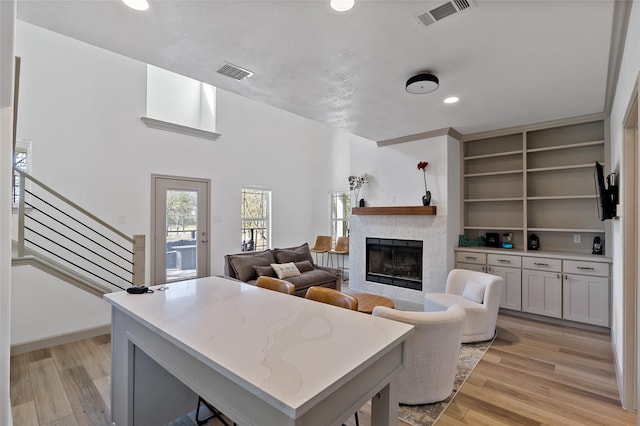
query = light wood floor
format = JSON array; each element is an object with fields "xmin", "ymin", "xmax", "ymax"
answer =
[{"xmin": 10, "ymin": 314, "xmax": 637, "ymax": 425}]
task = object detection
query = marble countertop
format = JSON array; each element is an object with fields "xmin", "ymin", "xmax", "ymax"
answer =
[{"xmin": 104, "ymin": 276, "xmax": 414, "ymax": 415}]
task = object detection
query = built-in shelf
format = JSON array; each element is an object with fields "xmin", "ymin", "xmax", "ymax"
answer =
[
  {"xmin": 464, "ymin": 197, "xmax": 524, "ymax": 202},
  {"xmin": 463, "ymin": 150, "xmax": 523, "ymax": 161},
  {"xmin": 462, "ymin": 117, "xmax": 606, "ymax": 255},
  {"xmin": 464, "ymin": 169, "xmax": 523, "ymax": 178},
  {"xmin": 352, "ymin": 206, "xmax": 437, "ymax": 216},
  {"xmin": 528, "ymin": 195, "xmax": 597, "ymax": 200},
  {"xmin": 526, "ymin": 140, "xmax": 604, "ymax": 153},
  {"xmin": 527, "ymin": 163, "xmax": 594, "ymax": 173},
  {"xmin": 464, "ymin": 226, "xmax": 524, "ymax": 231},
  {"xmin": 528, "ymin": 227, "xmax": 606, "ymax": 233}
]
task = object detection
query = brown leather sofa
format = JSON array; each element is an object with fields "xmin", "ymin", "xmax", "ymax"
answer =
[{"xmin": 224, "ymin": 243, "xmax": 341, "ymax": 297}]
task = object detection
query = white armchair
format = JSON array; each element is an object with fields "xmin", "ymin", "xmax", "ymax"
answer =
[
  {"xmin": 423, "ymin": 269, "xmax": 503, "ymax": 343},
  {"xmin": 372, "ymin": 305, "xmax": 465, "ymax": 405}
]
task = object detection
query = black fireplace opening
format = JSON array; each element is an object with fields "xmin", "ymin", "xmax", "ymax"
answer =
[{"xmin": 366, "ymin": 238, "xmax": 423, "ymax": 291}]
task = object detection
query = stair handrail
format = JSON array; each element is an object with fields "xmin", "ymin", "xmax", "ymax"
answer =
[{"xmin": 15, "ymin": 168, "xmax": 146, "ymax": 287}]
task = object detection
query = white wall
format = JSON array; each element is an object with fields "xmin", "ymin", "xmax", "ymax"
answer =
[
  {"xmin": 0, "ymin": 1, "xmax": 15, "ymax": 424},
  {"xmin": 608, "ymin": 0, "xmax": 640, "ymax": 404},
  {"xmin": 146, "ymin": 65, "xmax": 204, "ymax": 130},
  {"xmin": 351, "ymin": 135, "xmax": 452, "ymax": 212},
  {"xmin": 11, "ymin": 266, "xmax": 111, "ymax": 344},
  {"xmin": 12, "ymin": 20, "xmax": 360, "ymax": 344}
]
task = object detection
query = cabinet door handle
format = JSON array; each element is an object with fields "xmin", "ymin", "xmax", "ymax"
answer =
[
  {"xmin": 557, "ymin": 274, "xmax": 561, "ymax": 279},
  {"xmin": 497, "ymin": 259, "xmax": 511, "ymax": 263},
  {"xmin": 482, "ymin": 266, "xmax": 486, "ymax": 272},
  {"xmin": 577, "ymin": 266, "xmax": 595, "ymax": 271},
  {"xmin": 465, "ymin": 256, "xmax": 477, "ymax": 260},
  {"xmin": 487, "ymin": 266, "xmax": 492, "ymax": 273},
  {"xmin": 534, "ymin": 262, "xmax": 549, "ymax": 267}
]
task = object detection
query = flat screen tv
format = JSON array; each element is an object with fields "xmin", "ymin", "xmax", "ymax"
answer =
[{"xmin": 595, "ymin": 161, "xmax": 614, "ymax": 221}]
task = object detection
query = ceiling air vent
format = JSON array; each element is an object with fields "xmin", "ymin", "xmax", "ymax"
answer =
[
  {"xmin": 416, "ymin": 0, "xmax": 475, "ymax": 28},
  {"xmin": 216, "ymin": 63, "xmax": 254, "ymax": 81}
]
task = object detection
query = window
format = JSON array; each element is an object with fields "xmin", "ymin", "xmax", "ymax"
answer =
[
  {"xmin": 330, "ymin": 191, "xmax": 351, "ymax": 243},
  {"xmin": 241, "ymin": 188, "xmax": 271, "ymax": 252},
  {"xmin": 142, "ymin": 65, "xmax": 220, "ymax": 140},
  {"xmin": 12, "ymin": 139, "xmax": 32, "ymax": 206}
]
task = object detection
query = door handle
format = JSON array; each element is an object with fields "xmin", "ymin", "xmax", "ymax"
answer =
[{"xmin": 201, "ymin": 239, "xmax": 208, "ymax": 243}]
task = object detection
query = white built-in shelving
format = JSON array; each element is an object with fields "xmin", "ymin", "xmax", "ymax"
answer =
[{"xmin": 462, "ymin": 117, "xmax": 607, "ymax": 254}]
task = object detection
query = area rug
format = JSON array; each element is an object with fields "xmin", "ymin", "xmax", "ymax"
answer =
[{"xmin": 397, "ymin": 336, "xmax": 494, "ymax": 426}]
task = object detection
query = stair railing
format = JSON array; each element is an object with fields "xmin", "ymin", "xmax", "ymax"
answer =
[{"xmin": 15, "ymin": 169, "xmax": 145, "ymax": 291}]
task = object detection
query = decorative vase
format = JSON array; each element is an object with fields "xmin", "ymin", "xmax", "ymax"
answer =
[
  {"xmin": 422, "ymin": 191, "xmax": 431, "ymax": 206},
  {"xmin": 359, "ymin": 198, "xmax": 366, "ymax": 207}
]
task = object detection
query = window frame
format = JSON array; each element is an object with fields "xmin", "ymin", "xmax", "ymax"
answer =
[
  {"xmin": 240, "ymin": 187, "xmax": 271, "ymax": 252},
  {"xmin": 12, "ymin": 139, "xmax": 32, "ymax": 209},
  {"xmin": 329, "ymin": 191, "xmax": 351, "ymax": 245}
]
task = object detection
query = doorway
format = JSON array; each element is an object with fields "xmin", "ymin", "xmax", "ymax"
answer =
[
  {"xmin": 622, "ymin": 72, "xmax": 638, "ymax": 411},
  {"xmin": 151, "ymin": 175, "xmax": 210, "ymax": 284}
]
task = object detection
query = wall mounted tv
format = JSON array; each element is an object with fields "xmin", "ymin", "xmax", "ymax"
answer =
[{"xmin": 595, "ymin": 161, "xmax": 616, "ymax": 221}]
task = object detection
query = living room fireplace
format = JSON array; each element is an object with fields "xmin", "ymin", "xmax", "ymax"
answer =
[{"xmin": 366, "ymin": 238, "xmax": 423, "ymax": 291}]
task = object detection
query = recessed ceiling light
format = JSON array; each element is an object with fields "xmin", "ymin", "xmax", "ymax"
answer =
[
  {"xmin": 330, "ymin": 0, "xmax": 355, "ymax": 12},
  {"xmin": 122, "ymin": 0, "xmax": 149, "ymax": 11},
  {"xmin": 444, "ymin": 96, "xmax": 460, "ymax": 104}
]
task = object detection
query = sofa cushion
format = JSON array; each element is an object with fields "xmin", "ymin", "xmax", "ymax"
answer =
[
  {"xmin": 284, "ymin": 269, "xmax": 337, "ymax": 292},
  {"xmin": 294, "ymin": 260, "xmax": 315, "ymax": 273},
  {"xmin": 274, "ymin": 243, "xmax": 314, "ymax": 264},
  {"xmin": 271, "ymin": 262, "xmax": 302, "ymax": 279},
  {"xmin": 254, "ymin": 265, "xmax": 276, "ymax": 278},
  {"xmin": 227, "ymin": 250, "xmax": 276, "ymax": 282}
]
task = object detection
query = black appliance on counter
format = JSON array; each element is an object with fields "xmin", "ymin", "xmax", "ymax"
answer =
[{"xmin": 486, "ymin": 233, "xmax": 499, "ymax": 248}]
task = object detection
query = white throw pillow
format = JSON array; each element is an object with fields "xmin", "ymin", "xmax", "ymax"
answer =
[
  {"xmin": 462, "ymin": 281, "xmax": 485, "ymax": 304},
  {"xmin": 271, "ymin": 262, "xmax": 301, "ymax": 280}
]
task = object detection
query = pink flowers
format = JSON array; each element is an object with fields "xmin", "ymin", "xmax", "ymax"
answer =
[{"xmin": 417, "ymin": 161, "xmax": 428, "ymax": 170}]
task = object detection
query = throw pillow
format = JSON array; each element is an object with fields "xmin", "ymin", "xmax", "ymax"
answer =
[
  {"xmin": 294, "ymin": 260, "xmax": 315, "ymax": 273},
  {"xmin": 271, "ymin": 262, "xmax": 301, "ymax": 280},
  {"xmin": 254, "ymin": 265, "xmax": 276, "ymax": 277},
  {"xmin": 274, "ymin": 243, "xmax": 314, "ymax": 264},
  {"xmin": 462, "ymin": 281, "xmax": 485, "ymax": 304},
  {"xmin": 228, "ymin": 250, "xmax": 275, "ymax": 282}
]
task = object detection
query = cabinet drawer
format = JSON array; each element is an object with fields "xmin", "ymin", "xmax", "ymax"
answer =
[
  {"xmin": 455, "ymin": 252, "xmax": 486, "ymax": 265},
  {"xmin": 563, "ymin": 260, "xmax": 609, "ymax": 277},
  {"xmin": 456, "ymin": 262, "xmax": 486, "ymax": 273},
  {"xmin": 522, "ymin": 257, "xmax": 562, "ymax": 272},
  {"xmin": 488, "ymin": 254, "xmax": 521, "ymax": 268}
]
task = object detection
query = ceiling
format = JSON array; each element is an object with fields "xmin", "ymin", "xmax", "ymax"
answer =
[{"xmin": 16, "ymin": 0, "xmax": 618, "ymax": 142}]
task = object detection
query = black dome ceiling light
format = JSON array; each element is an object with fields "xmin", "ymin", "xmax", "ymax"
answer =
[{"xmin": 406, "ymin": 73, "xmax": 439, "ymax": 94}]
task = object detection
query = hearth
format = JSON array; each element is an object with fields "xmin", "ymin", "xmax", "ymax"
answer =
[{"xmin": 366, "ymin": 238, "xmax": 423, "ymax": 290}]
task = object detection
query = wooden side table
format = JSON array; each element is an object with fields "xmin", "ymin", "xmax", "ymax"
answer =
[{"xmin": 351, "ymin": 293, "xmax": 395, "ymax": 314}]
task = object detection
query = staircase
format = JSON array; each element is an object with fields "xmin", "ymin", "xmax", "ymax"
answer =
[{"xmin": 11, "ymin": 169, "xmax": 145, "ymax": 296}]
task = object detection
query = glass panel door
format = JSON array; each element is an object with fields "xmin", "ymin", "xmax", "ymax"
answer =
[{"xmin": 152, "ymin": 176, "xmax": 210, "ymax": 284}]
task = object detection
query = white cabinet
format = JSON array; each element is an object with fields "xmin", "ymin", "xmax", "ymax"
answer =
[
  {"xmin": 522, "ymin": 269, "xmax": 563, "ymax": 318},
  {"xmin": 454, "ymin": 248, "xmax": 610, "ymax": 326},
  {"xmin": 562, "ymin": 260, "xmax": 610, "ymax": 326},
  {"xmin": 455, "ymin": 251, "xmax": 486, "ymax": 272},
  {"xmin": 487, "ymin": 254, "xmax": 522, "ymax": 311},
  {"xmin": 489, "ymin": 265, "xmax": 522, "ymax": 311}
]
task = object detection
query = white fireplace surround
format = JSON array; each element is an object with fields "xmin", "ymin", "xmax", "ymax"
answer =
[{"xmin": 349, "ymin": 214, "xmax": 449, "ymax": 304}]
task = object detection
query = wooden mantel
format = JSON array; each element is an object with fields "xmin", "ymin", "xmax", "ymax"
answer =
[{"xmin": 351, "ymin": 206, "xmax": 437, "ymax": 215}]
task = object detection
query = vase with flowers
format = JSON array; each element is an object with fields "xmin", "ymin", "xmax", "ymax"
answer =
[
  {"xmin": 348, "ymin": 174, "xmax": 367, "ymax": 207},
  {"xmin": 417, "ymin": 161, "xmax": 431, "ymax": 206}
]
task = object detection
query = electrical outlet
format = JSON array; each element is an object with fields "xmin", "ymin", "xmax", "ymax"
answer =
[{"xmin": 573, "ymin": 234, "xmax": 581, "ymax": 244}]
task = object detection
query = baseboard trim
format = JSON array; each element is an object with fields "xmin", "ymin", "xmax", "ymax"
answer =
[
  {"xmin": 499, "ymin": 309, "xmax": 611, "ymax": 334},
  {"xmin": 10, "ymin": 324, "xmax": 111, "ymax": 355}
]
